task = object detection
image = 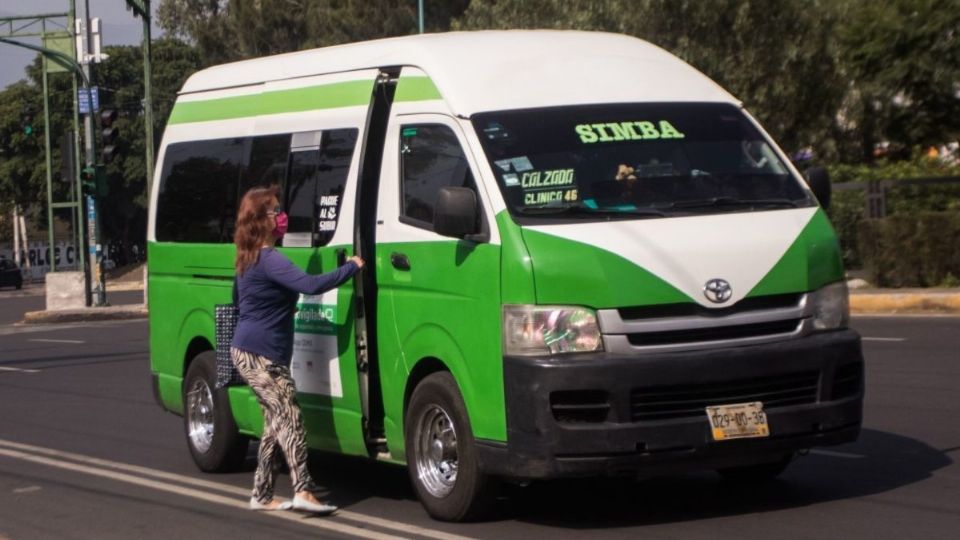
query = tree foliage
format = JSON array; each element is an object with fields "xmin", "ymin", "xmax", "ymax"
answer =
[
  {"xmin": 836, "ymin": 0, "xmax": 960, "ymax": 159},
  {"xmin": 157, "ymin": 0, "xmax": 470, "ymax": 65},
  {"xmin": 0, "ymin": 38, "xmax": 201, "ymax": 252},
  {"xmin": 0, "ymin": 81, "xmax": 50, "ymax": 211}
]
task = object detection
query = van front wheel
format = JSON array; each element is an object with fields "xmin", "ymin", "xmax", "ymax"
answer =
[
  {"xmin": 405, "ymin": 372, "xmax": 496, "ymax": 521},
  {"xmin": 183, "ymin": 351, "xmax": 248, "ymax": 472}
]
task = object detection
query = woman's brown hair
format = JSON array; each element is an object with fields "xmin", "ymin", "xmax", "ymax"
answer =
[{"xmin": 235, "ymin": 185, "xmax": 279, "ymax": 275}]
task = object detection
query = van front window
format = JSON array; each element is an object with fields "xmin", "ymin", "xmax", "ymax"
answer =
[{"xmin": 472, "ymin": 103, "xmax": 813, "ymax": 222}]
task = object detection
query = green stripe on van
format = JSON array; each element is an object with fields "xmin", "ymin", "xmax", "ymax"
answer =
[
  {"xmin": 394, "ymin": 76, "xmax": 443, "ymax": 102},
  {"xmin": 747, "ymin": 208, "xmax": 844, "ymax": 297},
  {"xmin": 168, "ymin": 79, "xmax": 375, "ymax": 124}
]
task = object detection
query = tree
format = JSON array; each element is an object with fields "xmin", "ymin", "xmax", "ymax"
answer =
[
  {"xmin": 157, "ymin": 0, "xmax": 471, "ymax": 65},
  {"xmin": 0, "ymin": 81, "xmax": 49, "ymax": 212},
  {"xmin": 0, "ymin": 38, "xmax": 201, "ymax": 263},
  {"xmin": 836, "ymin": 0, "xmax": 960, "ymax": 161}
]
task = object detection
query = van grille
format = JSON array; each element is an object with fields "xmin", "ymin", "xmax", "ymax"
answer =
[
  {"xmin": 630, "ymin": 370, "xmax": 820, "ymax": 422},
  {"xmin": 618, "ymin": 293, "xmax": 803, "ymax": 320},
  {"xmin": 598, "ymin": 293, "xmax": 812, "ymax": 353},
  {"xmin": 625, "ymin": 319, "xmax": 801, "ymax": 347}
]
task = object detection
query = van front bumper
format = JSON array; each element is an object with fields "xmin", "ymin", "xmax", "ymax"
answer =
[{"xmin": 477, "ymin": 329, "xmax": 863, "ymax": 479}]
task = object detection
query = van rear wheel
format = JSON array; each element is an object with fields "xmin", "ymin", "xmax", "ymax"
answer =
[
  {"xmin": 405, "ymin": 372, "xmax": 496, "ymax": 522},
  {"xmin": 183, "ymin": 351, "xmax": 248, "ymax": 472}
]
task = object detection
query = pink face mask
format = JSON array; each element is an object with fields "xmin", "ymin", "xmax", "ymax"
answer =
[{"xmin": 273, "ymin": 211, "xmax": 289, "ymax": 238}]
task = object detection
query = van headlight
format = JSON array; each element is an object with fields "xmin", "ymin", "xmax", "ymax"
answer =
[
  {"xmin": 503, "ymin": 305, "xmax": 604, "ymax": 356},
  {"xmin": 809, "ymin": 281, "xmax": 850, "ymax": 331}
]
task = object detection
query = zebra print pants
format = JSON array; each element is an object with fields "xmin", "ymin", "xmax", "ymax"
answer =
[{"xmin": 231, "ymin": 347, "xmax": 317, "ymax": 503}]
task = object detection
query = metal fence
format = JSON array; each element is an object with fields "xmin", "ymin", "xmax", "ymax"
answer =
[{"xmin": 833, "ymin": 176, "xmax": 960, "ymax": 219}]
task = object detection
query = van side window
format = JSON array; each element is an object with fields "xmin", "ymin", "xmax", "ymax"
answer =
[
  {"xmin": 399, "ymin": 124, "xmax": 478, "ymax": 229},
  {"xmin": 284, "ymin": 128, "xmax": 358, "ymax": 247},
  {"xmin": 156, "ymin": 138, "xmax": 245, "ymax": 243}
]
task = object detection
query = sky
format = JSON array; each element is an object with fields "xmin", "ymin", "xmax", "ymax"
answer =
[{"xmin": 0, "ymin": 0, "xmax": 163, "ymax": 89}]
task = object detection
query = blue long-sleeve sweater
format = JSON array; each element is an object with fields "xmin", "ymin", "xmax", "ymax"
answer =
[{"xmin": 232, "ymin": 247, "xmax": 359, "ymax": 366}]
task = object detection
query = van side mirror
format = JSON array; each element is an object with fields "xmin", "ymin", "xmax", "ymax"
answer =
[
  {"xmin": 803, "ymin": 166, "xmax": 831, "ymax": 210},
  {"xmin": 434, "ymin": 187, "xmax": 486, "ymax": 241}
]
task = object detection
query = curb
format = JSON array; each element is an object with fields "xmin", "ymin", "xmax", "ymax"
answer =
[
  {"xmin": 850, "ymin": 292, "xmax": 960, "ymax": 315},
  {"xmin": 108, "ymin": 282, "xmax": 145, "ymax": 292},
  {"xmin": 22, "ymin": 305, "xmax": 148, "ymax": 324}
]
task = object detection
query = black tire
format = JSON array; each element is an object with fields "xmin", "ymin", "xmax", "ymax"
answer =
[
  {"xmin": 15, "ymin": 282, "xmax": 22, "ymax": 290},
  {"xmin": 182, "ymin": 351, "xmax": 248, "ymax": 472},
  {"xmin": 717, "ymin": 454, "xmax": 793, "ymax": 483},
  {"xmin": 405, "ymin": 372, "xmax": 497, "ymax": 522}
]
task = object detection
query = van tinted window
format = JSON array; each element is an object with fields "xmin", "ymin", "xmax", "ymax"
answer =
[
  {"xmin": 472, "ymin": 103, "xmax": 813, "ymax": 223},
  {"xmin": 241, "ymin": 134, "xmax": 290, "ymax": 195},
  {"xmin": 156, "ymin": 138, "xmax": 244, "ymax": 242},
  {"xmin": 399, "ymin": 124, "xmax": 478, "ymax": 229},
  {"xmin": 156, "ymin": 130, "xmax": 357, "ymax": 245}
]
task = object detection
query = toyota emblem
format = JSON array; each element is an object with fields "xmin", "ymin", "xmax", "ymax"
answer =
[{"xmin": 704, "ymin": 279, "xmax": 733, "ymax": 304}]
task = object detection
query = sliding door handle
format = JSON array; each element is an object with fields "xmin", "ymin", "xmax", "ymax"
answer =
[{"xmin": 390, "ymin": 252, "xmax": 410, "ymax": 271}]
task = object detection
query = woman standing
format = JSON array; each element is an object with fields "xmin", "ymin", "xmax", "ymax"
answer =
[{"xmin": 231, "ymin": 186, "xmax": 363, "ymax": 514}]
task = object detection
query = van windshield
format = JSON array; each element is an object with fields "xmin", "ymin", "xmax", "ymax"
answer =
[{"xmin": 471, "ymin": 103, "xmax": 814, "ymax": 222}]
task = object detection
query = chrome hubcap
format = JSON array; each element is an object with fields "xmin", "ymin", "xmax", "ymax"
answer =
[
  {"xmin": 415, "ymin": 405, "xmax": 458, "ymax": 498},
  {"xmin": 186, "ymin": 378, "xmax": 215, "ymax": 453}
]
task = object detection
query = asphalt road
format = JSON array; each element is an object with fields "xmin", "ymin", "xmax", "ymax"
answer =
[{"xmin": 0, "ymin": 289, "xmax": 958, "ymax": 539}]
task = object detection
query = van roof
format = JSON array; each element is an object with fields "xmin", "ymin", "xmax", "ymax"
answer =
[{"xmin": 180, "ymin": 30, "xmax": 739, "ymax": 115}]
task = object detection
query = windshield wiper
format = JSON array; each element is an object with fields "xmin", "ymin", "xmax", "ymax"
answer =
[
  {"xmin": 665, "ymin": 196, "xmax": 799, "ymax": 210},
  {"xmin": 514, "ymin": 205, "xmax": 667, "ymax": 218}
]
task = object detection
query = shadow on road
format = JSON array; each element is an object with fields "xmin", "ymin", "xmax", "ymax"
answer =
[
  {"xmin": 283, "ymin": 428, "xmax": 951, "ymax": 525},
  {"xmin": 500, "ymin": 428, "xmax": 952, "ymax": 527}
]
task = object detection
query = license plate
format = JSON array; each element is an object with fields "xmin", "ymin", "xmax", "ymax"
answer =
[{"xmin": 706, "ymin": 401, "xmax": 770, "ymax": 441}]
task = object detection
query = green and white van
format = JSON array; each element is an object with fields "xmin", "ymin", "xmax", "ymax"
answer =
[{"xmin": 148, "ymin": 31, "xmax": 864, "ymax": 521}]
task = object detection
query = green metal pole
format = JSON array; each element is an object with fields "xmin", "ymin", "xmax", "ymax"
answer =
[
  {"xmin": 71, "ymin": 0, "xmax": 85, "ymax": 276},
  {"xmin": 42, "ymin": 18, "xmax": 55, "ymax": 272},
  {"xmin": 142, "ymin": 0, "xmax": 154, "ymax": 195}
]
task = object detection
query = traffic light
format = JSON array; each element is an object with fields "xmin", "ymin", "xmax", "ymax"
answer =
[
  {"xmin": 80, "ymin": 165, "xmax": 109, "ymax": 197},
  {"xmin": 81, "ymin": 166, "xmax": 97, "ymax": 194},
  {"xmin": 21, "ymin": 108, "xmax": 35, "ymax": 136},
  {"xmin": 100, "ymin": 109, "xmax": 118, "ymax": 163}
]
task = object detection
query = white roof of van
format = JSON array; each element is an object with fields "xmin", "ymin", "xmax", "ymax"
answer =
[{"xmin": 180, "ymin": 30, "xmax": 739, "ymax": 115}]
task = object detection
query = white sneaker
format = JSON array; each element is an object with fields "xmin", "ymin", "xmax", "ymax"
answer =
[
  {"xmin": 291, "ymin": 496, "xmax": 337, "ymax": 515},
  {"xmin": 249, "ymin": 497, "xmax": 293, "ymax": 511}
]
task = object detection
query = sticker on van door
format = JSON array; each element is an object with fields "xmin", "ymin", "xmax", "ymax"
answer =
[
  {"xmin": 513, "ymin": 168, "xmax": 580, "ymax": 206},
  {"xmin": 290, "ymin": 290, "xmax": 343, "ymax": 397},
  {"xmin": 494, "ymin": 156, "xmax": 534, "ymax": 172}
]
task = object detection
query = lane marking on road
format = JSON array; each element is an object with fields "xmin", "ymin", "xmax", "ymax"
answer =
[
  {"xmin": 12, "ymin": 485, "xmax": 41, "ymax": 494},
  {"xmin": 0, "ymin": 319, "xmax": 144, "ymax": 336},
  {"xmin": 0, "ymin": 438, "xmax": 473, "ymax": 540},
  {"xmin": 0, "ymin": 445, "xmax": 407, "ymax": 540},
  {"xmin": 809, "ymin": 449, "xmax": 865, "ymax": 459},
  {"xmin": 28, "ymin": 338, "xmax": 86, "ymax": 344},
  {"xmin": 0, "ymin": 366, "xmax": 40, "ymax": 373},
  {"xmin": 0, "ymin": 324, "xmax": 90, "ymax": 336},
  {"xmin": 862, "ymin": 337, "xmax": 906, "ymax": 342}
]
